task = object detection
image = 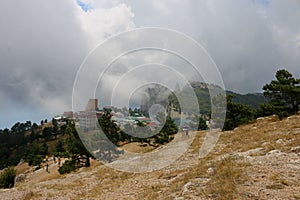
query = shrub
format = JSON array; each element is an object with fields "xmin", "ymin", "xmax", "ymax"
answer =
[
  {"xmin": 58, "ymin": 160, "xmax": 76, "ymax": 174},
  {"xmin": 0, "ymin": 167, "xmax": 16, "ymax": 188}
]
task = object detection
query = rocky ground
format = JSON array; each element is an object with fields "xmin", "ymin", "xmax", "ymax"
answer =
[{"xmin": 1, "ymin": 114, "xmax": 299, "ymax": 200}]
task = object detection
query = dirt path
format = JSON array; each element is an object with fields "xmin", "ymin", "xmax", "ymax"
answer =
[{"xmin": 108, "ymin": 131, "xmax": 197, "ymax": 172}]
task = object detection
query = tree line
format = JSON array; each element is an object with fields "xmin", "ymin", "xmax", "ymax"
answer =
[{"xmin": 223, "ymin": 69, "xmax": 300, "ymax": 130}]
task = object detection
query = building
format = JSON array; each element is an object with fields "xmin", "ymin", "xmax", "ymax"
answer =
[
  {"xmin": 63, "ymin": 111, "xmax": 74, "ymax": 119},
  {"xmin": 77, "ymin": 99, "xmax": 103, "ymax": 130},
  {"xmin": 85, "ymin": 99, "xmax": 98, "ymax": 111},
  {"xmin": 77, "ymin": 111, "xmax": 99, "ymax": 130}
]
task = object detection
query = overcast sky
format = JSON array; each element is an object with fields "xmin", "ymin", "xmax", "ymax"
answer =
[{"xmin": 1, "ymin": 0, "xmax": 300, "ymax": 128}]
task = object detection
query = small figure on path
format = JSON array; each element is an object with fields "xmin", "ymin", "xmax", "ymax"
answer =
[
  {"xmin": 182, "ymin": 126, "xmax": 189, "ymax": 137},
  {"xmin": 206, "ymin": 120, "xmax": 210, "ymax": 132},
  {"xmin": 58, "ymin": 156, "xmax": 61, "ymax": 167},
  {"xmin": 46, "ymin": 162, "xmax": 49, "ymax": 173},
  {"xmin": 185, "ymin": 126, "xmax": 189, "ymax": 137}
]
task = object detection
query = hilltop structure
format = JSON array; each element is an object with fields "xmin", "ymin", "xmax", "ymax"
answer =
[{"xmin": 85, "ymin": 99, "xmax": 99, "ymax": 111}]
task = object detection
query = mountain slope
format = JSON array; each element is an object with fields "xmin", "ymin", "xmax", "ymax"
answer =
[
  {"xmin": 1, "ymin": 113, "xmax": 299, "ymax": 199},
  {"xmin": 169, "ymin": 81, "xmax": 267, "ymax": 114}
]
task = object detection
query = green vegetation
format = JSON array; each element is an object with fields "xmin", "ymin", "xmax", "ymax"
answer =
[
  {"xmin": 260, "ymin": 69, "xmax": 300, "ymax": 118},
  {"xmin": 223, "ymin": 69, "xmax": 300, "ymax": 130},
  {"xmin": 58, "ymin": 160, "xmax": 76, "ymax": 174},
  {"xmin": 0, "ymin": 167, "xmax": 16, "ymax": 189},
  {"xmin": 153, "ymin": 116, "xmax": 178, "ymax": 144},
  {"xmin": 169, "ymin": 81, "xmax": 267, "ymax": 115},
  {"xmin": 58, "ymin": 121, "xmax": 93, "ymax": 174},
  {"xmin": 0, "ymin": 118, "xmax": 67, "ymax": 170},
  {"xmin": 227, "ymin": 91, "xmax": 268, "ymax": 109},
  {"xmin": 223, "ymin": 95, "xmax": 255, "ymax": 131},
  {"xmin": 23, "ymin": 141, "xmax": 48, "ymax": 168}
]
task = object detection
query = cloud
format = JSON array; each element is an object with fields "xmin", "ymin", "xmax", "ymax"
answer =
[
  {"xmin": 1, "ymin": 0, "xmax": 300, "ymax": 128},
  {"xmin": 0, "ymin": 0, "xmax": 135, "ymax": 128},
  {"xmin": 77, "ymin": 3, "xmax": 135, "ymax": 47},
  {"xmin": 119, "ymin": 0, "xmax": 300, "ymax": 93}
]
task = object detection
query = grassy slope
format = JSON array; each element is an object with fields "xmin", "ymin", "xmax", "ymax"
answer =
[{"xmin": 1, "ymin": 113, "xmax": 300, "ymax": 199}]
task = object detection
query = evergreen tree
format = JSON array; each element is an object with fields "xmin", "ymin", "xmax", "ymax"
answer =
[
  {"xmin": 262, "ymin": 69, "xmax": 300, "ymax": 115},
  {"xmin": 223, "ymin": 95, "xmax": 254, "ymax": 131},
  {"xmin": 95, "ymin": 111, "xmax": 123, "ymax": 162},
  {"xmin": 52, "ymin": 118, "xmax": 59, "ymax": 139},
  {"xmin": 64, "ymin": 122, "xmax": 92, "ymax": 168},
  {"xmin": 154, "ymin": 115, "xmax": 178, "ymax": 144}
]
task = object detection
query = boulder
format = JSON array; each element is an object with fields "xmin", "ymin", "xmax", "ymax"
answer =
[{"xmin": 14, "ymin": 173, "xmax": 26, "ymax": 186}]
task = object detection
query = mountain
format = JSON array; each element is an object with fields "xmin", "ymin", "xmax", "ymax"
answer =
[
  {"xmin": 227, "ymin": 91, "xmax": 268, "ymax": 109},
  {"xmin": 169, "ymin": 81, "xmax": 267, "ymax": 114}
]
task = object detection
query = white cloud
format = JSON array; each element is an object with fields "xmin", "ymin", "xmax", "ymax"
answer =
[
  {"xmin": 0, "ymin": 0, "xmax": 135, "ymax": 127},
  {"xmin": 77, "ymin": 3, "xmax": 135, "ymax": 47}
]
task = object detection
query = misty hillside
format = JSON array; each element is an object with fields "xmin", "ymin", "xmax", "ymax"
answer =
[
  {"xmin": 168, "ymin": 81, "xmax": 267, "ymax": 115},
  {"xmin": 227, "ymin": 91, "xmax": 268, "ymax": 109},
  {"xmin": 1, "ymin": 113, "xmax": 299, "ymax": 199}
]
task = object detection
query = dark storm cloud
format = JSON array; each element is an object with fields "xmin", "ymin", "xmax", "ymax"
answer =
[
  {"xmin": 1, "ymin": 0, "xmax": 300, "ymax": 128},
  {"xmin": 0, "ymin": 0, "xmax": 134, "ymax": 127},
  {"xmin": 120, "ymin": 0, "xmax": 300, "ymax": 93}
]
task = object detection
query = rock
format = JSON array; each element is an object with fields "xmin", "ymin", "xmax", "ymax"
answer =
[
  {"xmin": 207, "ymin": 167, "xmax": 214, "ymax": 175},
  {"xmin": 276, "ymin": 139, "xmax": 283, "ymax": 144},
  {"xmin": 262, "ymin": 142, "xmax": 270, "ymax": 146},
  {"xmin": 257, "ymin": 117, "xmax": 265, "ymax": 121},
  {"xmin": 239, "ymin": 148, "xmax": 263, "ymax": 157},
  {"xmin": 267, "ymin": 150, "xmax": 282, "ymax": 156},
  {"xmin": 14, "ymin": 174, "xmax": 26, "ymax": 186},
  {"xmin": 291, "ymin": 146, "xmax": 300, "ymax": 153},
  {"xmin": 182, "ymin": 182, "xmax": 193, "ymax": 195}
]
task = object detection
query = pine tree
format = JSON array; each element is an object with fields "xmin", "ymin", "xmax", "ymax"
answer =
[{"xmin": 262, "ymin": 69, "xmax": 300, "ymax": 115}]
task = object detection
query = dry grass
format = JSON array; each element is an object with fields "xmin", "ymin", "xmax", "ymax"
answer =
[
  {"xmin": 204, "ymin": 156, "xmax": 248, "ymax": 200},
  {"xmin": 22, "ymin": 191, "xmax": 40, "ymax": 200},
  {"xmin": 4, "ymin": 114, "xmax": 300, "ymax": 199},
  {"xmin": 121, "ymin": 142, "xmax": 156, "ymax": 153},
  {"xmin": 219, "ymin": 114, "xmax": 300, "ymax": 155}
]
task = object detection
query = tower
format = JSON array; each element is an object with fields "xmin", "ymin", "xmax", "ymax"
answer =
[{"xmin": 85, "ymin": 99, "xmax": 98, "ymax": 111}]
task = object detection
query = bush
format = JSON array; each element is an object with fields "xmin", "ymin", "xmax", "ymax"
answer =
[
  {"xmin": 0, "ymin": 167, "xmax": 16, "ymax": 188},
  {"xmin": 58, "ymin": 160, "xmax": 76, "ymax": 174}
]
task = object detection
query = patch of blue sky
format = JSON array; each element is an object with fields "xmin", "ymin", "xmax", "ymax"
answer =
[{"xmin": 76, "ymin": 0, "xmax": 93, "ymax": 12}]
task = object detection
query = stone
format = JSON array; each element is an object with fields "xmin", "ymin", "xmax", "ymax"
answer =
[
  {"xmin": 291, "ymin": 146, "xmax": 300, "ymax": 153},
  {"xmin": 207, "ymin": 167, "xmax": 214, "ymax": 175},
  {"xmin": 276, "ymin": 139, "xmax": 283, "ymax": 144},
  {"xmin": 14, "ymin": 174, "xmax": 26, "ymax": 186},
  {"xmin": 267, "ymin": 149, "xmax": 282, "ymax": 156}
]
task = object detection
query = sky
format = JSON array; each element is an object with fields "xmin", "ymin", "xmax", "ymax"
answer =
[{"xmin": 0, "ymin": 0, "xmax": 300, "ymax": 129}]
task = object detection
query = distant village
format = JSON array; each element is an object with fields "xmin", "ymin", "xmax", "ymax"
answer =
[
  {"xmin": 52, "ymin": 98, "xmax": 201, "ymax": 131},
  {"xmin": 53, "ymin": 99, "xmax": 179, "ymax": 130}
]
